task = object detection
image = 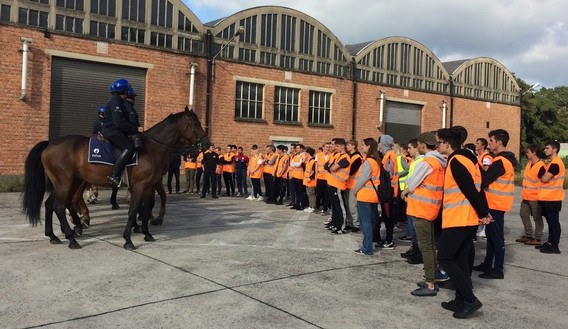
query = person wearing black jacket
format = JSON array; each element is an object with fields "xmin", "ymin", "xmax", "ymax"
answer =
[
  {"xmin": 167, "ymin": 151, "xmax": 181, "ymax": 194},
  {"xmin": 436, "ymin": 127, "xmax": 492, "ymax": 319},
  {"xmin": 201, "ymin": 144, "xmax": 219, "ymax": 199}
]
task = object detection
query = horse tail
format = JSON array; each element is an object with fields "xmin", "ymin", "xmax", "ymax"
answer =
[{"xmin": 21, "ymin": 140, "xmax": 49, "ymax": 226}]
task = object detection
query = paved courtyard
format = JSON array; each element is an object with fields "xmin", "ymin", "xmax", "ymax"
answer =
[{"xmin": 0, "ymin": 187, "xmax": 567, "ymax": 329}]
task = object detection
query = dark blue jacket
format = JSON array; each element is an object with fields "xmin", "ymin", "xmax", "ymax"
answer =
[
  {"xmin": 102, "ymin": 94, "xmax": 138, "ymax": 138},
  {"xmin": 124, "ymin": 99, "xmax": 140, "ymax": 127}
]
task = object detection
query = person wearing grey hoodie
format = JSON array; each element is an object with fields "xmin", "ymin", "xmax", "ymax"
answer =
[
  {"xmin": 401, "ymin": 132, "xmax": 448, "ymax": 296},
  {"xmin": 377, "ymin": 134, "xmax": 397, "ymax": 248}
]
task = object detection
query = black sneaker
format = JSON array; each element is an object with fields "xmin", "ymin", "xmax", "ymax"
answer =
[
  {"xmin": 453, "ymin": 297, "xmax": 482, "ymax": 319},
  {"xmin": 441, "ymin": 299, "xmax": 462, "ymax": 312},
  {"xmin": 472, "ymin": 263, "xmax": 492, "ymax": 273},
  {"xmin": 407, "ymin": 253, "xmax": 423, "ymax": 264},
  {"xmin": 478, "ymin": 271, "xmax": 504, "ymax": 279},
  {"xmin": 411, "ymin": 286, "xmax": 438, "ymax": 297},
  {"xmin": 382, "ymin": 242, "xmax": 395, "ymax": 250},
  {"xmin": 401, "ymin": 246, "xmax": 418, "ymax": 258}
]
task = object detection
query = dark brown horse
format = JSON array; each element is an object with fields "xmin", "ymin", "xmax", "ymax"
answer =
[{"xmin": 22, "ymin": 107, "xmax": 208, "ymax": 250}]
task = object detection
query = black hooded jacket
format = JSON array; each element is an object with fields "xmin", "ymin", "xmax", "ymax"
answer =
[{"xmin": 447, "ymin": 149, "xmax": 489, "ymax": 219}]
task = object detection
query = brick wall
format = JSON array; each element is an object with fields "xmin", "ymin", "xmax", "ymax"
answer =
[{"xmin": 0, "ymin": 24, "xmax": 521, "ymax": 175}]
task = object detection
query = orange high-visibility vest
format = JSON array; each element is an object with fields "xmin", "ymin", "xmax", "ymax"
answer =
[
  {"xmin": 356, "ymin": 157, "xmax": 381, "ymax": 203},
  {"xmin": 478, "ymin": 151, "xmax": 493, "ymax": 168},
  {"xmin": 538, "ymin": 156, "xmax": 565, "ymax": 201},
  {"xmin": 315, "ymin": 152, "xmax": 328, "ymax": 181},
  {"xmin": 442, "ymin": 155, "xmax": 482, "ymax": 228},
  {"xmin": 263, "ymin": 152, "xmax": 278, "ymax": 176},
  {"xmin": 276, "ymin": 154, "xmax": 289, "ymax": 178},
  {"xmin": 485, "ymin": 155, "xmax": 515, "ymax": 212},
  {"xmin": 215, "ymin": 163, "xmax": 223, "ymax": 175},
  {"xmin": 184, "ymin": 161, "xmax": 197, "ymax": 169},
  {"xmin": 327, "ymin": 153, "xmax": 350, "ymax": 190},
  {"xmin": 222, "ymin": 153, "xmax": 235, "ymax": 173},
  {"xmin": 345, "ymin": 153, "xmax": 362, "ymax": 190},
  {"xmin": 248, "ymin": 154, "xmax": 264, "ymax": 179},
  {"xmin": 303, "ymin": 158, "xmax": 317, "ymax": 187},
  {"xmin": 382, "ymin": 150, "xmax": 399, "ymax": 197},
  {"xmin": 289, "ymin": 153, "xmax": 304, "ymax": 179},
  {"xmin": 521, "ymin": 160, "xmax": 544, "ymax": 201},
  {"xmin": 325, "ymin": 152, "xmax": 340, "ymax": 182},
  {"xmin": 196, "ymin": 152, "xmax": 204, "ymax": 169},
  {"xmin": 406, "ymin": 157, "xmax": 445, "ymax": 221}
]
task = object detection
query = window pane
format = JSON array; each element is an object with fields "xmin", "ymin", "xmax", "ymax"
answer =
[
  {"xmin": 29, "ymin": 10, "xmax": 38, "ymax": 26},
  {"xmin": 1, "ymin": 5, "xmax": 11, "ymax": 22},
  {"xmin": 109, "ymin": 0, "xmax": 116, "ymax": 17},
  {"xmin": 122, "ymin": 0, "xmax": 128, "ymax": 19}
]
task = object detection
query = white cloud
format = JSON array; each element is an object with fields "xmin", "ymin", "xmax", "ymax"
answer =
[{"xmin": 182, "ymin": 0, "xmax": 568, "ymax": 87}]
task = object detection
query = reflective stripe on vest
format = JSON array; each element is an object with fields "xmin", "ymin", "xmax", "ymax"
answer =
[
  {"xmin": 316, "ymin": 152, "xmax": 328, "ymax": 180},
  {"xmin": 406, "ymin": 157, "xmax": 445, "ymax": 221},
  {"xmin": 382, "ymin": 150, "xmax": 399, "ymax": 197},
  {"xmin": 346, "ymin": 153, "xmax": 362, "ymax": 190},
  {"xmin": 222, "ymin": 153, "xmax": 235, "ymax": 173},
  {"xmin": 327, "ymin": 153, "xmax": 350, "ymax": 190},
  {"xmin": 196, "ymin": 152, "xmax": 204, "ymax": 169},
  {"xmin": 184, "ymin": 161, "xmax": 197, "ymax": 169},
  {"xmin": 485, "ymin": 155, "xmax": 515, "ymax": 212},
  {"xmin": 356, "ymin": 158, "xmax": 381, "ymax": 203},
  {"xmin": 303, "ymin": 159, "xmax": 317, "ymax": 187},
  {"xmin": 263, "ymin": 153, "xmax": 278, "ymax": 175},
  {"xmin": 276, "ymin": 154, "xmax": 289, "ymax": 178},
  {"xmin": 289, "ymin": 154, "xmax": 305, "ymax": 179},
  {"xmin": 397, "ymin": 155, "xmax": 408, "ymax": 191},
  {"xmin": 538, "ymin": 156, "xmax": 565, "ymax": 201},
  {"xmin": 248, "ymin": 154, "xmax": 263, "ymax": 179},
  {"xmin": 442, "ymin": 154, "xmax": 482, "ymax": 228}
]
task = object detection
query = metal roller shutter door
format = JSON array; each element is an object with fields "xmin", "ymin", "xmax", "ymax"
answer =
[
  {"xmin": 384, "ymin": 101, "xmax": 422, "ymax": 144},
  {"xmin": 49, "ymin": 57, "xmax": 146, "ymax": 139}
]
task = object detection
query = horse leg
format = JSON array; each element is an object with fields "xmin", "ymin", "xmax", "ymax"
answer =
[
  {"xmin": 53, "ymin": 197, "xmax": 81, "ymax": 249},
  {"xmin": 150, "ymin": 183, "xmax": 166, "ymax": 225},
  {"xmin": 44, "ymin": 193, "xmax": 62, "ymax": 244},
  {"xmin": 75, "ymin": 181, "xmax": 91, "ymax": 228},
  {"xmin": 140, "ymin": 195, "xmax": 156, "ymax": 242},
  {"xmin": 123, "ymin": 194, "xmax": 141, "ymax": 250}
]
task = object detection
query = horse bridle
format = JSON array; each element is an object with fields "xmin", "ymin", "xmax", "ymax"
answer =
[{"xmin": 143, "ymin": 114, "xmax": 207, "ymax": 154}]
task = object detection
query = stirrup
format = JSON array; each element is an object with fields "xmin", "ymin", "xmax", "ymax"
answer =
[{"xmin": 107, "ymin": 176, "xmax": 121, "ymax": 187}]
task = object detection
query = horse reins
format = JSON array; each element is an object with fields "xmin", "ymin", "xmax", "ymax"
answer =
[{"xmin": 142, "ymin": 115, "xmax": 206, "ymax": 154}]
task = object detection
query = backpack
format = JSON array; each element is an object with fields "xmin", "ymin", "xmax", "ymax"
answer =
[{"xmin": 370, "ymin": 165, "xmax": 394, "ymax": 203}]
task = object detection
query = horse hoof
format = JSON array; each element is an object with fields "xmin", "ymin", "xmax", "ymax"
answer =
[
  {"xmin": 124, "ymin": 242, "xmax": 136, "ymax": 250},
  {"xmin": 81, "ymin": 220, "xmax": 90, "ymax": 229},
  {"xmin": 133, "ymin": 227, "xmax": 142, "ymax": 233},
  {"xmin": 50, "ymin": 237, "xmax": 62, "ymax": 244},
  {"xmin": 144, "ymin": 235, "xmax": 156, "ymax": 242},
  {"xmin": 74, "ymin": 226, "xmax": 83, "ymax": 237},
  {"xmin": 68, "ymin": 242, "xmax": 82, "ymax": 249},
  {"xmin": 150, "ymin": 219, "xmax": 163, "ymax": 226}
]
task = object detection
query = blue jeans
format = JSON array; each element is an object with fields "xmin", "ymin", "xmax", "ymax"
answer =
[
  {"xmin": 235, "ymin": 168, "xmax": 247, "ymax": 195},
  {"xmin": 357, "ymin": 201, "xmax": 379, "ymax": 254},
  {"xmin": 484, "ymin": 209, "xmax": 505, "ymax": 274},
  {"xmin": 406, "ymin": 215, "xmax": 417, "ymax": 243}
]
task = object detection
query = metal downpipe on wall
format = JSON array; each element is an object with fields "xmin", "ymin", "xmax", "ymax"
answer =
[
  {"xmin": 188, "ymin": 63, "xmax": 197, "ymax": 110},
  {"xmin": 20, "ymin": 37, "xmax": 32, "ymax": 101}
]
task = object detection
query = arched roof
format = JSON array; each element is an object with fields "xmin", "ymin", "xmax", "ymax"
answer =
[
  {"xmin": 449, "ymin": 57, "xmax": 520, "ymax": 104},
  {"xmin": 206, "ymin": 6, "xmax": 352, "ymax": 77},
  {"xmin": 350, "ymin": 37, "xmax": 450, "ymax": 93}
]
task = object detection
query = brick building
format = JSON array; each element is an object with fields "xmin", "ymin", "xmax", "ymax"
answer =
[{"xmin": 0, "ymin": 1, "xmax": 521, "ymax": 175}]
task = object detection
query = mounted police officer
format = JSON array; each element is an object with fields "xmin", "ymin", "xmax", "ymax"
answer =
[
  {"xmin": 93, "ymin": 106, "xmax": 105, "ymax": 135},
  {"xmin": 103, "ymin": 78, "xmax": 142, "ymax": 187},
  {"xmin": 124, "ymin": 86, "xmax": 143, "ymax": 151}
]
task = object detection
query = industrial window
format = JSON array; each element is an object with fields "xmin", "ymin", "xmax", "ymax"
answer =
[
  {"xmin": 0, "ymin": 4, "xmax": 10, "ymax": 22},
  {"xmin": 280, "ymin": 15, "xmax": 296, "ymax": 51},
  {"xmin": 334, "ymin": 64, "xmax": 347, "ymax": 78},
  {"xmin": 238, "ymin": 48, "xmax": 256, "ymax": 62},
  {"xmin": 121, "ymin": 26, "xmax": 145, "ymax": 44},
  {"xmin": 260, "ymin": 52, "xmax": 276, "ymax": 66},
  {"xmin": 178, "ymin": 12, "xmax": 197, "ymax": 33},
  {"xmin": 334, "ymin": 45, "xmax": 346, "ymax": 61},
  {"xmin": 151, "ymin": 0, "xmax": 172, "ymax": 28},
  {"xmin": 122, "ymin": 0, "xmax": 145, "ymax": 22},
  {"xmin": 56, "ymin": 0, "xmax": 83, "ymax": 10},
  {"xmin": 387, "ymin": 43, "xmax": 398, "ymax": 71},
  {"xmin": 55, "ymin": 14, "xmax": 83, "ymax": 33},
  {"xmin": 18, "ymin": 8, "xmax": 48, "ymax": 28},
  {"xmin": 150, "ymin": 32, "xmax": 172, "ymax": 48},
  {"xmin": 299, "ymin": 58, "xmax": 313, "ymax": 72},
  {"xmin": 413, "ymin": 48, "xmax": 423, "ymax": 75},
  {"xmin": 316, "ymin": 62, "xmax": 330, "ymax": 75},
  {"xmin": 372, "ymin": 45, "xmax": 384, "ymax": 68},
  {"xmin": 280, "ymin": 55, "xmax": 295, "ymax": 69},
  {"xmin": 218, "ymin": 23, "xmax": 236, "ymax": 39},
  {"xmin": 90, "ymin": 0, "xmax": 115, "ymax": 17},
  {"xmin": 178, "ymin": 37, "xmax": 202, "ymax": 53},
  {"xmin": 89, "ymin": 21, "xmax": 115, "ymax": 39},
  {"xmin": 400, "ymin": 43, "xmax": 411, "ymax": 74},
  {"xmin": 274, "ymin": 87, "xmax": 300, "ymax": 123},
  {"xmin": 308, "ymin": 91, "xmax": 331, "ymax": 125},
  {"xmin": 317, "ymin": 31, "xmax": 330, "ymax": 58},
  {"xmin": 299, "ymin": 20, "xmax": 314, "ymax": 55},
  {"xmin": 28, "ymin": 0, "xmax": 49, "ymax": 4},
  {"xmin": 238, "ymin": 15, "xmax": 257, "ymax": 44},
  {"xmin": 260, "ymin": 14, "xmax": 277, "ymax": 48},
  {"xmin": 235, "ymin": 81, "xmax": 264, "ymax": 120}
]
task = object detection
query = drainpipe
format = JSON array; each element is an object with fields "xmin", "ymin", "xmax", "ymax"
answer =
[
  {"xmin": 441, "ymin": 100, "xmax": 447, "ymax": 128},
  {"xmin": 20, "ymin": 37, "xmax": 32, "ymax": 101},
  {"xmin": 188, "ymin": 63, "xmax": 197, "ymax": 110},
  {"xmin": 351, "ymin": 58, "xmax": 357, "ymax": 139},
  {"xmin": 205, "ymin": 30, "xmax": 213, "ymax": 135},
  {"xmin": 379, "ymin": 90, "xmax": 385, "ymax": 130}
]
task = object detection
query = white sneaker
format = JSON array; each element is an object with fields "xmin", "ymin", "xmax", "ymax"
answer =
[
  {"xmin": 246, "ymin": 195, "xmax": 254, "ymax": 200},
  {"xmin": 255, "ymin": 196, "xmax": 264, "ymax": 201},
  {"xmin": 305, "ymin": 207, "xmax": 314, "ymax": 213}
]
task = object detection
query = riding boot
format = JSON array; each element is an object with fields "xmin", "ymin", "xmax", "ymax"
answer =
[{"xmin": 108, "ymin": 149, "xmax": 134, "ymax": 187}]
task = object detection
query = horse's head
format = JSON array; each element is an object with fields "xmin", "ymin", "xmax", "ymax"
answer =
[{"xmin": 178, "ymin": 106, "xmax": 210, "ymax": 158}]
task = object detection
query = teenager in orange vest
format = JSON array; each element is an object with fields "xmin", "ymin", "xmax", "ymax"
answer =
[
  {"xmin": 263, "ymin": 144, "xmax": 279, "ymax": 204},
  {"xmin": 234, "ymin": 146, "xmax": 249, "ymax": 197},
  {"xmin": 275, "ymin": 145, "xmax": 290, "ymax": 205},
  {"xmin": 516, "ymin": 144, "xmax": 544, "ymax": 245},
  {"xmin": 303, "ymin": 147, "xmax": 317, "ymax": 212},
  {"xmin": 195, "ymin": 150, "xmax": 204, "ymax": 194},
  {"xmin": 315, "ymin": 143, "xmax": 331, "ymax": 213},
  {"xmin": 378, "ymin": 134, "xmax": 397, "ymax": 248},
  {"xmin": 327, "ymin": 138, "xmax": 351, "ymax": 233},
  {"xmin": 436, "ymin": 127, "xmax": 492, "ymax": 319},
  {"xmin": 353, "ymin": 138, "xmax": 381, "ymax": 255},
  {"xmin": 401, "ymin": 132, "xmax": 447, "ymax": 296},
  {"xmin": 183, "ymin": 153, "xmax": 197, "ymax": 194},
  {"xmin": 221, "ymin": 145, "xmax": 236, "ymax": 196},
  {"xmin": 247, "ymin": 145, "xmax": 264, "ymax": 201},
  {"xmin": 289, "ymin": 144, "xmax": 307, "ymax": 210},
  {"xmin": 474, "ymin": 129, "xmax": 517, "ymax": 280},
  {"xmin": 537, "ymin": 140, "xmax": 565, "ymax": 254},
  {"xmin": 475, "ymin": 137, "xmax": 493, "ymax": 239},
  {"xmin": 344, "ymin": 139, "xmax": 362, "ymax": 232}
]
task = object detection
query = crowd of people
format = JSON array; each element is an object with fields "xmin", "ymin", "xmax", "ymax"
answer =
[{"xmin": 173, "ymin": 127, "xmax": 564, "ymax": 319}]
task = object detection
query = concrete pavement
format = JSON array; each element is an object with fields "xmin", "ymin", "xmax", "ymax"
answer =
[{"xmin": 0, "ymin": 187, "xmax": 567, "ymax": 329}]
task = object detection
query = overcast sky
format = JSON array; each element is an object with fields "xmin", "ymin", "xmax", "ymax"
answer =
[{"xmin": 182, "ymin": 0, "xmax": 568, "ymax": 89}]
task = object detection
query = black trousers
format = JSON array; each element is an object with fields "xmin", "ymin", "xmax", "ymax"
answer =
[
  {"xmin": 328, "ymin": 185, "xmax": 346, "ymax": 230},
  {"xmin": 201, "ymin": 170, "xmax": 217, "ymax": 197},
  {"xmin": 167, "ymin": 166, "xmax": 180, "ymax": 193},
  {"xmin": 276, "ymin": 177, "xmax": 286, "ymax": 202},
  {"xmin": 195, "ymin": 168, "xmax": 203, "ymax": 192},
  {"xmin": 223, "ymin": 172, "xmax": 235, "ymax": 195},
  {"xmin": 315, "ymin": 179, "xmax": 329, "ymax": 210},
  {"xmin": 293, "ymin": 178, "xmax": 306, "ymax": 208},
  {"xmin": 251, "ymin": 178, "xmax": 262, "ymax": 197},
  {"xmin": 437, "ymin": 226, "xmax": 478, "ymax": 303},
  {"xmin": 264, "ymin": 173, "xmax": 276, "ymax": 202}
]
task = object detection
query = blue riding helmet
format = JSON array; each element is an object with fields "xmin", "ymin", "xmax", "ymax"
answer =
[
  {"xmin": 127, "ymin": 87, "xmax": 137, "ymax": 98},
  {"xmin": 109, "ymin": 78, "xmax": 130, "ymax": 94},
  {"xmin": 97, "ymin": 106, "xmax": 105, "ymax": 113}
]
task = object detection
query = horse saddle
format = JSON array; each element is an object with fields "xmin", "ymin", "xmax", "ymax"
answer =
[{"xmin": 88, "ymin": 135, "xmax": 138, "ymax": 166}]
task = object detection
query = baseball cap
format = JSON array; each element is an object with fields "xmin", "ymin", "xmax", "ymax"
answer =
[{"xmin": 417, "ymin": 132, "xmax": 437, "ymax": 146}]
